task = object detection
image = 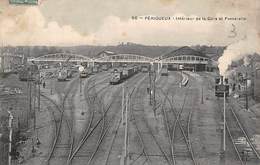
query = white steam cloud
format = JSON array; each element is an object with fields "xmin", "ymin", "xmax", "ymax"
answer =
[{"xmin": 218, "ymin": 30, "xmax": 260, "ymax": 76}]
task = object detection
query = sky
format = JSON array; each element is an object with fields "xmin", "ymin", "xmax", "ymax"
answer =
[{"xmin": 0, "ymin": 0, "xmax": 259, "ymax": 46}]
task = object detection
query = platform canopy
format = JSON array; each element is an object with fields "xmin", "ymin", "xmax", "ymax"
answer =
[{"xmin": 160, "ymin": 46, "xmax": 210, "ymax": 64}]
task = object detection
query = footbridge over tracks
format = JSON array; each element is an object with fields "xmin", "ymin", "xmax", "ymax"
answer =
[
  {"xmin": 28, "ymin": 53, "xmax": 93, "ymax": 62},
  {"xmin": 95, "ymin": 53, "xmax": 154, "ymax": 63},
  {"xmin": 27, "ymin": 47, "xmax": 212, "ymax": 70},
  {"xmin": 28, "ymin": 52, "xmax": 155, "ymax": 64}
]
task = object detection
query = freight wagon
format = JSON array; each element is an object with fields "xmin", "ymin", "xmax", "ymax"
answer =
[
  {"xmin": 161, "ymin": 67, "xmax": 169, "ymax": 76},
  {"xmin": 110, "ymin": 66, "xmax": 138, "ymax": 85}
]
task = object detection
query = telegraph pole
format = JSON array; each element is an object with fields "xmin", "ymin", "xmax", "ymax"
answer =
[
  {"xmin": 251, "ymin": 58, "xmax": 254, "ymax": 99},
  {"xmin": 124, "ymin": 92, "xmax": 128, "ymax": 165},
  {"xmin": 36, "ymin": 74, "xmax": 40, "ymax": 145},
  {"xmin": 149, "ymin": 69, "xmax": 152, "ymax": 105},
  {"xmin": 223, "ymin": 90, "xmax": 226, "ymax": 152},
  {"xmin": 80, "ymin": 77, "xmax": 82, "ymax": 96},
  {"xmin": 245, "ymin": 73, "xmax": 248, "ymax": 111},
  {"xmin": 201, "ymin": 86, "xmax": 204, "ymax": 104},
  {"xmin": 149, "ymin": 64, "xmax": 156, "ymax": 115},
  {"xmin": 152, "ymin": 68, "xmax": 156, "ymax": 114},
  {"xmin": 121, "ymin": 84, "xmax": 125, "ymax": 126},
  {"xmin": 8, "ymin": 110, "xmax": 13, "ymax": 165}
]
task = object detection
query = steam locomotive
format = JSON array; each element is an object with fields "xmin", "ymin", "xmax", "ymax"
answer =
[
  {"xmin": 80, "ymin": 67, "xmax": 92, "ymax": 78},
  {"xmin": 57, "ymin": 69, "xmax": 68, "ymax": 81},
  {"xmin": 110, "ymin": 66, "xmax": 139, "ymax": 85}
]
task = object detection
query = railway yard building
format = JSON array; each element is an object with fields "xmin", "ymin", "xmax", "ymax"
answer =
[{"xmin": 161, "ymin": 46, "xmax": 212, "ymax": 71}]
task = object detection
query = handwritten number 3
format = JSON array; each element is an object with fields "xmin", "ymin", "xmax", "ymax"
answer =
[{"xmin": 228, "ymin": 24, "xmax": 237, "ymax": 38}]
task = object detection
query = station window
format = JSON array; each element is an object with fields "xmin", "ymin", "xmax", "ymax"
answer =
[
  {"xmin": 196, "ymin": 57, "xmax": 199, "ymax": 61},
  {"xmin": 178, "ymin": 57, "xmax": 181, "ymax": 60},
  {"xmin": 183, "ymin": 56, "xmax": 186, "ymax": 60},
  {"xmin": 191, "ymin": 57, "xmax": 195, "ymax": 60},
  {"xmin": 187, "ymin": 57, "xmax": 191, "ymax": 61}
]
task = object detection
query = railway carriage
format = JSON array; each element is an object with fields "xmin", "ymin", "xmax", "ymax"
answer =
[
  {"xmin": 161, "ymin": 67, "xmax": 169, "ymax": 76},
  {"xmin": 141, "ymin": 65, "xmax": 149, "ymax": 72},
  {"xmin": 18, "ymin": 64, "xmax": 39, "ymax": 81}
]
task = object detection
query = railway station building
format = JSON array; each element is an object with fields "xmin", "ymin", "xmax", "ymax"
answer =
[
  {"xmin": 161, "ymin": 46, "xmax": 212, "ymax": 72},
  {"xmin": 0, "ymin": 53, "xmax": 23, "ymax": 73}
]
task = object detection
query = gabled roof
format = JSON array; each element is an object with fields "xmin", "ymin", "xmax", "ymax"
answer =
[
  {"xmin": 97, "ymin": 50, "xmax": 116, "ymax": 56},
  {"xmin": 162, "ymin": 46, "xmax": 207, "ymax": 59},
  {"xmin": 96, "ymin": 50, "xmax": 116, "ymax": 59}
]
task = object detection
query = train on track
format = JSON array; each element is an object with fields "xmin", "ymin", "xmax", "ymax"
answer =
[
  {"xmin": 215, "ymin": 76, "xmax": 229, "ymax": 97},
  {"xmin": 141, "ymin": 65, "xmax": 150, "ymax": 72},
  {"xmin": 18, "ymin": 64, "xmax": 39, "ymax": 81},
  {"xmin": 101, "ymin": 64, "xmax": 109, "ymax": 71},
  {"xmin": 161, "ymin": 66, "xmax": 169, "ymax": 76},
  {"xmin": 80, "ymin": 67, "xmax": 92, "ymax": 78},
  {"xmin": 93, "ymin": 65, "xmax": 100, "ymax": 73},
  {"xmin": 110, "ymin": 66, "xmax": 139, "ymax": 84},
  {"xmin": 57, "ymin": 69, "xmax": 68, "ymax": 81}
]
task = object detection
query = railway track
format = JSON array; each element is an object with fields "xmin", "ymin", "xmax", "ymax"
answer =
[
  {"xmin": 102, "ymin": 74, "xmax": 150, "ymax": 165},
  {"xmin": 128, "ymin": 76, "xmax": 172, "ymax": 165},
  {"xmin": 199, "ymin": 73, "xmax": 259, "ymax": 164},
  {"xmin": 157, "ymin": 72, "xmax": 183, "ymax": 165},
  {"xmin": 67, "ymin": 72, "xmax": 146, "ymax": 165},
  {"xmin": 66, "ymin": 74, "xmax": 112, "ymax": 164},
  {"xmin": 40, "ymin": 77, "xmax": 79, "ymax": 165},
  {"xmin": 216, "ymin": 99, "xmax": 260, "ymax": 164},
  {"xmin": 158, "ymin": 74, "xmax": 197, "ymax": 165}
]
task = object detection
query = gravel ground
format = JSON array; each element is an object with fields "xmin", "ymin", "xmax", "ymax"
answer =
[{"xmin": 3, "ymin": 71, "xmax": 259, "ymax": 165}]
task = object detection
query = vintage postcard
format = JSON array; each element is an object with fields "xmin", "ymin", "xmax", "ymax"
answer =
[{"xmin": 0, "ymin": 0, "xmax": 260, "ymax": 165}]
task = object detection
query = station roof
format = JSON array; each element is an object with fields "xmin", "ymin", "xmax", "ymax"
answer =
[
  {"xmin": 162, "ymin": 46, "xmax": 208, "ymax": 59},
  {"xmin": 97, "ymin": 50, "xmax": 115, "ymax": 56}
]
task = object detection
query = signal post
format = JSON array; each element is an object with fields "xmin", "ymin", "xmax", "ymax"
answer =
[{"xmin": 215, "ymin": 76, "xmax": 229, "ymax": 153}]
